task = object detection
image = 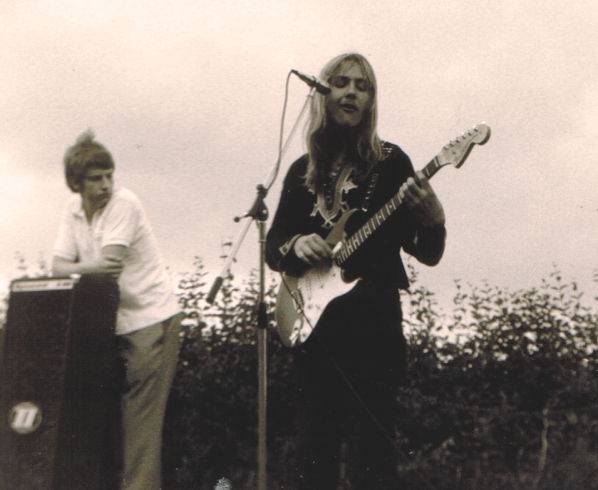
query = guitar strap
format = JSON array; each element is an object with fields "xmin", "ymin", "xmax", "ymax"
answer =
[
  {"xmin": 361, "ymin": 172, "xmax": 378, "ymax": 211},
  {"xmin": 361, "ymin": 143, "xmax": 394, "ymax": 211},
  {"xmin": 361, "ymin": 154, "xmax": 389, "ymax": 211}
]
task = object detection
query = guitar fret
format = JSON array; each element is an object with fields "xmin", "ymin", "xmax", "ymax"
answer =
[{"xmin": 422, "ymin": 163, "xmax": 432, "ymax": 179}]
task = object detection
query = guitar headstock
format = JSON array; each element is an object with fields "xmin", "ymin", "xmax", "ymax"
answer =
[{"xmin": 436, "ymin": 123, "xmax": 491, "ymax": 169}]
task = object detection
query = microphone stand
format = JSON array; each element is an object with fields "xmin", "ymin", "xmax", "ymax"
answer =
[{"xmin": 207, "ymin": 87, "xmax": 315, "ymax": 490}]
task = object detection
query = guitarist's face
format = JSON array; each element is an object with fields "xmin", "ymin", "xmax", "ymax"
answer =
[{"xmin": 326, "ymin": 63, "xmax": 372, "ymax": 128}]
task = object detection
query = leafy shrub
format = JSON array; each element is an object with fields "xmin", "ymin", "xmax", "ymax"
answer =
[{"xmin": 163, "ymin": 261, "xmax": 598, "ymax": 489}]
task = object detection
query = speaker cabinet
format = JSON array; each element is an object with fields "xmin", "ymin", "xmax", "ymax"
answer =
[{"xmin": 0, "ymin": 274, "xmax": 121, "ymax": 490}]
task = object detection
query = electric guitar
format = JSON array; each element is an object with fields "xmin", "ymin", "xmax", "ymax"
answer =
[{"xmin": 275, "ymin": 123, "xmax": 491, "ymax": 347}]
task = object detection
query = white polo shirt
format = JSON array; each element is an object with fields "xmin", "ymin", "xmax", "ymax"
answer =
[{"xmin": 53, "ymin": 188, "xmax": 180, "ymax": 335}]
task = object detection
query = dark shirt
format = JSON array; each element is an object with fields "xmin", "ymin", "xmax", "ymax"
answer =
[{"xmin": 266, "ymin": 142, "xmax": 446, "ymax": 290}]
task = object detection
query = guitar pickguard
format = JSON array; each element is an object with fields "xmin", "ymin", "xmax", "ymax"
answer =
[{"xmin": 276, "ymin": 263, "xmax": 356, "ymax": 347}]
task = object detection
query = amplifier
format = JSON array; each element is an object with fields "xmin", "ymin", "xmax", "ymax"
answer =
[{"xmin": 0, "ymin": 274, "xmax": 121, "ymax": 490}]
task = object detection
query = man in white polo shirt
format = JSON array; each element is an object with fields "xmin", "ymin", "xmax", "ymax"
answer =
[{"xmin": 52, "ymin": 130, "xmax": 182, "ymax": 490}]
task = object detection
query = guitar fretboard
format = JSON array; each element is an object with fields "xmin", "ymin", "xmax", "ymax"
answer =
[{"xmin": 335, "ymin": 157, "xmax": 441, "ymax": 266}]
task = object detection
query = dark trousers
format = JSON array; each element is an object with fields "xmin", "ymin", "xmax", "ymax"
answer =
[{"xmin": 293, "ymin": 281, "xmax": 406, "ymax": 490}]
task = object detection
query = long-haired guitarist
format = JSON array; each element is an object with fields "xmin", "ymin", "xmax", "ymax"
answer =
[{"xmin": 266, "ymin": 53, "xmax": 446, "ymax": 488}]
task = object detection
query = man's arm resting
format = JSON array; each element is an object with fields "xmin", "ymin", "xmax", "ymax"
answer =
[{"xmin": 52, "ymin": 245, "xmax": 127, "ymax": 278}]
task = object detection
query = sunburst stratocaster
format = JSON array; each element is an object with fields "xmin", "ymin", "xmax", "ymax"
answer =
[{"xmin": 275, "ymin": 123, "xmax": 491, "ymax": 347}]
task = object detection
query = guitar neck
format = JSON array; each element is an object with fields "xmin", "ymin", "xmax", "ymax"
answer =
[
  {"xmin": 334, "ymin": 122, "xmax": 490, "ymax": 267},
  {"xmin": 335, "ymin": 157, "xmax": 442, "ymax": 266}
]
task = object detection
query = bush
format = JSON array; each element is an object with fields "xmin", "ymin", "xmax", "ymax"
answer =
[{"xmin": 161, "ymin": 260, "xmax": 597, "ymax": 489}]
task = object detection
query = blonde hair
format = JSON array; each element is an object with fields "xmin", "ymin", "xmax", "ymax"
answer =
[
  {"xmin": 304, "ymin": 53, "xmax": 383, "ymax": 193},
  {"xmin": 63, "ymin": 130, "xmax": 114, "ymax": 192}
]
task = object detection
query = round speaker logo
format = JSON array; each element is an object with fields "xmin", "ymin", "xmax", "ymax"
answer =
[{"xmin": 9, "ymin": 402, "xmax": 42, "ymax": 434}]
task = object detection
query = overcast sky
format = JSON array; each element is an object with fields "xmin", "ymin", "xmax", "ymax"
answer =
[{"xmin": 1, "ymin": 0, "xmax": 597, "ymax": 310}]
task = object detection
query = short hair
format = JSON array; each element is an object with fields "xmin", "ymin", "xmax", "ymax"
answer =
[
  {"xmin": 63, "ymin": 130, "xmax": 115, "ymax": 192},
  {"xmin": 303, "ymin": 53, "xmax": 383, "ymax": 194}
]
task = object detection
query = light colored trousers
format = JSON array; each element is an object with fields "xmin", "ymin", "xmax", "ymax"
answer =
[{"xmin": 118, "ymin": 313, "xmax": 182, "ymax": 490}]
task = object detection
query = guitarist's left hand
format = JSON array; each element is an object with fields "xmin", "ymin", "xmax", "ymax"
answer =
[{"xmin": 398, "ymin": 171, "xmax": 446, "ymax": 228}]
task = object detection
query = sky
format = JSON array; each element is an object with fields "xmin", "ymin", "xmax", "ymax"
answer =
[{"xmin": 1, "ymin": 0, "xmax": 597, "ymax": 311}]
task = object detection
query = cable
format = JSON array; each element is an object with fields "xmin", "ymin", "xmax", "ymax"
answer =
[{"xmin": 264, "ymin": 71, "xmax": 291, "ymax": 193}]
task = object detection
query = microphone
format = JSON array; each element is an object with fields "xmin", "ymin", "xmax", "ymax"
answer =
[{"xmin": 291, "ymin": 69, "xmax": 331, "ymax": 95}]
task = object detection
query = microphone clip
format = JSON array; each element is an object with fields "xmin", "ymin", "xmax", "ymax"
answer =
[{"xmin": 291, "ymin": 69, "xmax": 331, "ymax": 95}]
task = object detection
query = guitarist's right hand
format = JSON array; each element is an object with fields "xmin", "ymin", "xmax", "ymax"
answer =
[{"xmin": 293, "ymin": 234, "xmax": 333, "ymax": 266}]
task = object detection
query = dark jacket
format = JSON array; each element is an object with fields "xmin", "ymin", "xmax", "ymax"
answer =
[{"xmin": 266, "ymin": 142, "xmax": 445, "ymax": 289}]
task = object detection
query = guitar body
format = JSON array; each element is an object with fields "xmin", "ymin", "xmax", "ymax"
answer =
[
  {"xmin": 276, "ymin": 263, "xmax": 357, "ymax": 348},
  {"xmin": 275, "ymin": 208, "xmax": 360, "ymax": 348},
  {"xmin": 274, "ymin": 123, "xmax": 491, "ymax": 348}
]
